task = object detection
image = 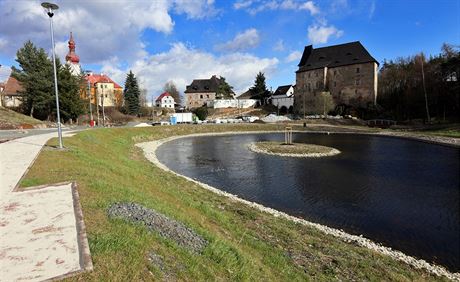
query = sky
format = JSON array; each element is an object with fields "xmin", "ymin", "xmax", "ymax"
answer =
[{"xmin": 0, "ymin": 0, "xmax": 459, "ymax": 101}]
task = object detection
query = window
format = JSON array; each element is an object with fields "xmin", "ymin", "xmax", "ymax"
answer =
[
  {"xmin": 333, "ymin": 70, "xmax": 337, "ymax": 76},
  {"xmin": 200, "ymin": 95, "xmax": 203, "ymax": 99},
  {"xmin": 356, "ymin": 67, "xmax": 360, "ymax": 73},
  {"xmin": 356, "ymin": 79, "xmax": 360, "ymax": 86},
  {"xmin": 333, "ymin": 81, "xmax": 337, "ymax": 87},
  {"xmin": 355, "ymin": 89, "xmax": 358, "ymax": 94},
  {"xmin": 307, "ymin": 83, "xmax": 311, "ymax": 91},
  {"xmin": 207, "ymin": 94, "xmax": 209, "ymax": 98},
  {"xmin": 308, "ymin": 73, "xmax": 311, "ymax": 78},
  {"xmin": 105, "ymin": 85, "xmax": 108, "ymax": 88},
  {"xmin": 315, "ymin": 72, "xmax": 318, "ymax": 77}
]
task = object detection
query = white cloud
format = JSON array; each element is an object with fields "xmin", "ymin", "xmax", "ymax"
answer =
[
  {"xmin": 215, "ymin": 28, "xmax": 260, "ymax": 52},
  {"xmin": 299, "ymin": 1, "xmax": 319, "ymax": 15},
  {"xmin": 307, "ymin": 24, "xmax": 343, "ymax": 44},
  {"xmin": 234, "ymin": 0, "xmax": 254, "ymax": 9},
  {"xmin": 273, "ymin": 39, "xmax": 285, "ymax": 51},
  {"xmin": 102, "ymin": 42, "xmax": 278, "ymax": 99},
  {"xmin": 174, "ymin": 0, "xmax": 219, "ymax": 19},
  {"xmin": 0, "ymin": 37, "xmax": 8, "ymax": 51},
  {"xmin": 0, "ymin": 64, "xmax": 12, "ymax": 83},
  {"xmin": 237, "ymin": 0, "xmax": 320, "ymax": 16},
  {"xmin": 0, "ymin": 0, "xmax": 217, "ymax": 64},
  {"xmin": 369, "ymin": 1, "xmax": 376, "ymax": 19},
  {"xmin": 285, "ymin": 51, "xmax": 302, "ymax": 63}
]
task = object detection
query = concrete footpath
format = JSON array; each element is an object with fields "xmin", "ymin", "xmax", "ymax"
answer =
[{"xmin": 0, "ymin": 132, "xmax": 92, "ymax": 281}]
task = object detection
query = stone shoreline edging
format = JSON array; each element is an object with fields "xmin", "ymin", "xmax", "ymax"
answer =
[
  {"xmin": 247, "ymin": 142, "xmax": 341, "ymax": 158},
  {"xmin": 136, "ymin": 131, "xmax": 460, "ymax": 281}
]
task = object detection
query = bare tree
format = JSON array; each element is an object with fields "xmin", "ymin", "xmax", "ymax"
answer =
[{"xmin": 163, "ymin": 81, "xmax": 181, "ymax": 105}]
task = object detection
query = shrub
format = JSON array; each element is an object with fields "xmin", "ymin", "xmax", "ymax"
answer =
[{"xmin": 193, "ymin": 106, "xmax": 208, "ymax": 120}]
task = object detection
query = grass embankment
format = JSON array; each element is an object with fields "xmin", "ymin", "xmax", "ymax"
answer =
[
  {"xmin": 0, "ymin": 107, "xmax": 46, "ymax": 129},
  {"xmin": 252, "ymin": 141, "xmax": 338, "ymax": 155},
  {"xmin": 20, "ymin": 124, "xmax": 446, "ymax": 281}
]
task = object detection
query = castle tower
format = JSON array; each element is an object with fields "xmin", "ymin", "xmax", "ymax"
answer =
[{"xmin": 65, "ymin": 32, "xmax": 82, "ymax": 76}]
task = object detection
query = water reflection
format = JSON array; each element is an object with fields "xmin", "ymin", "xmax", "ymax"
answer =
[{"xmin": 157, "ymin": 133, "xmax": 460, "ymax": 271}]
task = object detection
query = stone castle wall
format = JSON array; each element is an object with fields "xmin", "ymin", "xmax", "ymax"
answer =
[
  {"xmin": 185, "ymin": 92, "xmax": 216, "ymax": 108},
  {"xmin": 295, "ymin": 62, "xmax": 378, "ymax": 114}
]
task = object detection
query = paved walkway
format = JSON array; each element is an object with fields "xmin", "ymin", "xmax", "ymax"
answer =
[{"xmin": 0, "ymin": 132, "xmax": 92, "ymax": 281}]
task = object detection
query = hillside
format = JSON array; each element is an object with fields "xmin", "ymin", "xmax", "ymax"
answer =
[{"xmin": 0, "ymin": 107, "xmax": 47, "ymax": 129}]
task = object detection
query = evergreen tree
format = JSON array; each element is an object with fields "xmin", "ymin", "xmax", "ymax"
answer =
[
  {"xmin": 163, "ymin": 81, "xmax": 181, "ymax": 105},
  {"xmin": 12, "ymin": 41, "xmax": 54, "ymax": 119},
  {"xmin": 123, "ymin": 70, "xmax": 141, "ymax": 115},
  {"xmin": 249, "ymin": 71, "xmax": 270, "ymax": 104},
  {"xmin": 12, "ymin": 41, "xmax": 84, "ymax": 122},
  {"xmin": 216, "ymin": 77, "xmax": 234, "ymax": 99},
  {"xmin": 57, "ymin": 64, "xmax": 84, "ymax": 122}
]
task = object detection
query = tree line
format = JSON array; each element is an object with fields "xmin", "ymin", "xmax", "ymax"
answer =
[
  {"xmin": 10, "ymin": 41, "xmax": 146, "ymax": 122},
  {"xmin": 378, "ymin": 43, "xmax": 459, "ymax": 122}
]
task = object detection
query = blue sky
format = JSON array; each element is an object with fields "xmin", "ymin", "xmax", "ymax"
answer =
[{"xmin": 0, "ymin": 0, "xmax": 459, "ymax": 100}]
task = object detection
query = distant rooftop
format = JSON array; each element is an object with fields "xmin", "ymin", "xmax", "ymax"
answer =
[
  {"xmin": 297, "ymin": 41, "xmax": 378, "ymax": 73},
  {"xmin": 85, "ymin": 73, "xmax": 122, "ymax": 89},
  {"xmin": 185, "ymin": 75, "xmax": 228, "ymax": 94}
]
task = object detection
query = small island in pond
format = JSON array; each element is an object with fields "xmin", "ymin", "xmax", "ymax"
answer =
[{"xmin": 248, "ymin": 141, "xmax": 341, "ymax": 158}]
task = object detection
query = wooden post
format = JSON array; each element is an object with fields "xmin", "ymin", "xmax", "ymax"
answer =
[{"xmin": 285, "ymin": 126, "xmax": 292, "ymax": 145}]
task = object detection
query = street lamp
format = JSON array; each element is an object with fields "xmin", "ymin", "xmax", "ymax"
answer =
[{"xmin": 41, "ymin": 2, "xmax": 63, "ymax": 148}]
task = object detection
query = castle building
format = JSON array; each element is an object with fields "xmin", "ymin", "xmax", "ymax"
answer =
[
  {"xmin": 65, "ymin": 32, "xmax": 82, "ymax": 76},
  {"xmin": 295, "ymin": 41, "xmax": 378, "ymax": 114},
  {"xmin": 184, "ymin": 75, "xmax": 229, "ymax": 109}
]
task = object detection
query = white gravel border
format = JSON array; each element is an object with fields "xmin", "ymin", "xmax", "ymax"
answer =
[
  {"xmin": 248, "ymin": 142, "xmax": 341, "ymax": 158},
  {"xmin": 136, "ymin": 131, "xmax": 460, "ymax": 281}
]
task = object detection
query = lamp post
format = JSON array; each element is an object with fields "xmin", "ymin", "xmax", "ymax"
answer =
[
  {"xmin": 87, "ymin": 80, "xmax": 93, "ymax": 124},
  {"xmin": 100, "ymin": 84, "xmax": 105, "ymax": 127},
  {"xmin": 41, "ymin": 2, "xmax": 63, "ymax": 148}
]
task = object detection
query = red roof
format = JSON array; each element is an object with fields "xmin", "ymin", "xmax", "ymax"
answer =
[
  {"xmin": 155, "ymin": 92, "xmax": 172, "ymax": 102},
  {"xmin": 2, "ymin": 76, "xmax": 23, "ymax": 96},
  {"xmin": 85, "ymin": 73, "xmax": 122, "ymax": 89}
]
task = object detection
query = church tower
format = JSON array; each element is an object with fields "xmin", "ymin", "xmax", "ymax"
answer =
[{"xmin": 65, "ymin": 32, "xmax": 82, "ymax": 76}]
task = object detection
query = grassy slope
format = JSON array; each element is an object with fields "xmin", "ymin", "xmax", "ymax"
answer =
[
  {"xmin": 20, "ymin": 124, "xmax": 446, "ymax": 281},
  {"xmin": 0, "ymin": 107, "xmax": 45, "ymax": 129}
]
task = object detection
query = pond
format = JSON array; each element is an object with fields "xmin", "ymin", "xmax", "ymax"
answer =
[{"xmin": 156, "ymin": 133, "xmax": 460, "ymax": 271}]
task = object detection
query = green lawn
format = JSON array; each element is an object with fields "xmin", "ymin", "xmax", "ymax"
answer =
[{"xmin": 20, "ymin": 124, "xmax": 447, "ymax": 281}]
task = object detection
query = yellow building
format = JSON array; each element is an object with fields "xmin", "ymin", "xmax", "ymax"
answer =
[{"xmin": 82, "ymin": 73, "xmax": 123, "ymax": 108}]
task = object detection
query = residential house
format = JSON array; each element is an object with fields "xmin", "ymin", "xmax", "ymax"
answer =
[
  {"xmin": 0, "ymin": 76, "xmax": 23, "ymax": 108},
  {"xmin": 295, "ymin": 41, "xmax": 378, "ymax": 114},
  {"xmin": 155, "ymin": 92, "xmax": 175, "ymax": 108},
  {"xmin": 184, "ymin": 75, "xmax": 228, "ymax": 109},
  {"xmin": 270, "ymin": 84, "xmax": 294, "ymax": 113}
]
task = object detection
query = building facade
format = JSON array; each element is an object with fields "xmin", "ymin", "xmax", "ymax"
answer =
[
  {"xmin": 0, "ymin": 76, "xmax": 23, "ymax": 108},
  {"xmin": 270, "ymin": 84, "xmax": 294, "ymax": 113},
  {"xmin": 295, "ymin": 41, "xmax": 378, "ymax": 114},
  {"xmin": 155, "ymin": 92, "xmax": 175, "ymax": 108},
  {"xmin": 84, "ymin": 73, "xmax": 123, "ymax": 108},
  {"xmin": 184, "ymin": 75, "xmax": 226, "ymax": 109}
]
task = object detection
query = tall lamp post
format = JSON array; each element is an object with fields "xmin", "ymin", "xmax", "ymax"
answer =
[{"xmin": 41, "ymin": 2, "xmax": 63, "ymax": 148}]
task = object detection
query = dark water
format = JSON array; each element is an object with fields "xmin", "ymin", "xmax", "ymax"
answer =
[{"xmin": 156, "ymin": 133, "xmax": 460, "ymax": 271}]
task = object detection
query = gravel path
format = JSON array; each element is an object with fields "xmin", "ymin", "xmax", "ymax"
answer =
[{"xmin": 108, "ymin": 202, "xmax": 208, "ymax": 253}]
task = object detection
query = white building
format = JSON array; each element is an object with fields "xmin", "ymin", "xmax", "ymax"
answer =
[
  {"xmin": 270, "ymin": 84, "xmax": 295, "ymax": 113},
  {"xmin": 155, "ymin": 92, "xmax": 175, "ymax": 108}
]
